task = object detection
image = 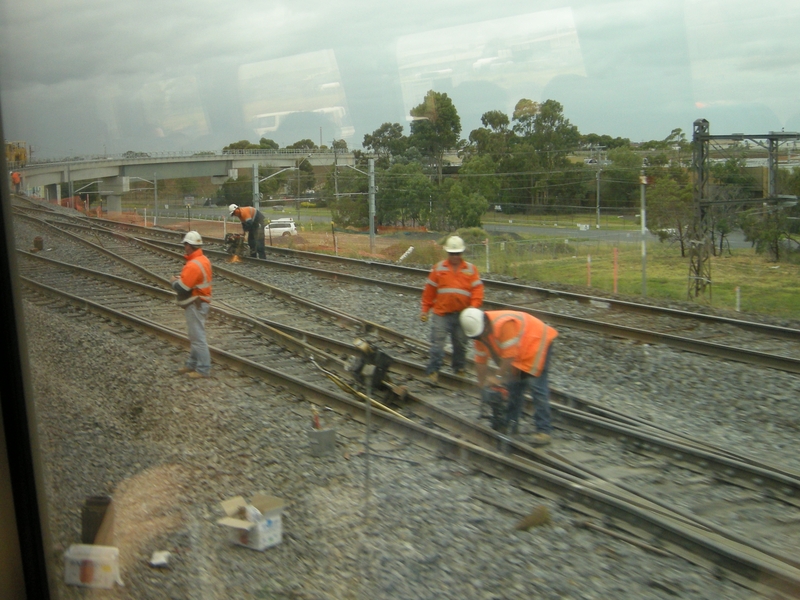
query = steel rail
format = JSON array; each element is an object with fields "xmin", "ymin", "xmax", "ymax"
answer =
[
  {"xmin": 21, "ymin": 247, "xmax": 800, "ymax": 495},
  {"xmin": 34, "ymin": 206, "xmax": 795, "ymax": 344},
  {"xmin": 19, "ymin": 273, "xmax": 800, "ymax": 599},
  {"xmin": 144, "ymin": 222, "xmax": 800, "ymax": 341},
  {"xmin": 177, "ymin": 244, "xmax": 800, "ymax": 374},
  {"xmin": 22, "ymin": 208, "xmax": 800, "ymax": 366}
]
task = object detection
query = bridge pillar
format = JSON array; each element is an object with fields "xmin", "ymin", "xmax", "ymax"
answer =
[
  {"xmin": 106, "ymin": 195, "xmax": 122, "ymax": 213},
  {"xmin": 102, "ymin": 176, "xmax": 130, "ymax": 214},
  {"xmin": 44, "ymin": 183, "xmax": 61, "ymax": 204}
]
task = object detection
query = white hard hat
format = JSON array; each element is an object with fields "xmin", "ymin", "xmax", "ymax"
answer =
[
  {"xmin": 182, "ymin": 231, "xmax": 203, "ymax": 246},
  {"xmin": 459, "ymin": 308, "xmax": 485, "ymax": 338},
  {"xmin": 443, "ymin": 235, "xmax": 466, "ymax": 253},
  {"xmin": 228, "ymin": 204, "xmax": 239, "ymax": 215}
]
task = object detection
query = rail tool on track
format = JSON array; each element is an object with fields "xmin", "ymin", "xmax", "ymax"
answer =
[
  {"xmin": 346, "ymin": 338, "xmax": 394, "ymax": 393},
  {"xmin": 223, "ymin": 233, "xmax": 247, "ymax": 262}
]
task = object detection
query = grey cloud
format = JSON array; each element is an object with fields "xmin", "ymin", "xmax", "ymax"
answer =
[{"xmin": 1, "ymin": 0, "xmax": 797, "ymax": 158}]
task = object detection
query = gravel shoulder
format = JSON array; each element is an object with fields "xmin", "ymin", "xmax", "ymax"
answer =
[{"xmin": 25, "ymin": 292, "xmax": 784, "ymax": 599}]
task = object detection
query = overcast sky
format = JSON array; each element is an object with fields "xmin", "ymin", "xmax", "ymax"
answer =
[{"xmin": 1, "ymin": 0, "xmax": 798, "ymax": 159}]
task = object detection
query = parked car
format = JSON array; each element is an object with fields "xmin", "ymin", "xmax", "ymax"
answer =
[{"xmin": 265, "ymin": 218, "xmax": 297, "ymax": 237}]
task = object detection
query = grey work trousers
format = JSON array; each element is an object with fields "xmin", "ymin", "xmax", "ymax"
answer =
[{"xmin": 185, "ymin": 301, "xmax": 211, "ymax": 375}]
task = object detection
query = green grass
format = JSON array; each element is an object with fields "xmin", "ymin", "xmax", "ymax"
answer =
[
  {"xmin": 118, "ymin": 202, "xmax": 800, "ymax": 319},
  {"xmin": 481, "ymin": 212, "xmax": 640, "ymax": 231},
  {"xmin": 461, "ymin": 237, "xmax": 800, "ymax": 320}
]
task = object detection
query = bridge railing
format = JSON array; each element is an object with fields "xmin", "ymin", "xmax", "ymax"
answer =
[{"xmin": 26, "ymin": 148, "xmax": 348, "ymax": 166}]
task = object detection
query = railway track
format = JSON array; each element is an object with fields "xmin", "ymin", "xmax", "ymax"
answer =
[
  {"xmin": 15, "ymin": 202, "xmax": 800, "ymax": 375},
  {"xmin": 13, "ymin": 210, "xmax": 800, "ymax": 599}
]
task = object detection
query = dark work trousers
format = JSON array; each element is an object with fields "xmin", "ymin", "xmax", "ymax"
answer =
[
  {"xmin": 246, "ymin": 213, "xmax": 266, "ymax": 259},
  {"xmin": 426, "ymin": 312, "xmax": 467, "ymax": 375},
  {"xmin": 504, "ymin": 344, "xmax": 554, "ymax": 434}
]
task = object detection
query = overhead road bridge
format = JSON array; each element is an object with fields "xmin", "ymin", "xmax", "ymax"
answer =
[{"xmin": 19, "ymin": 149, "xmax": 355, "ymax": 211}]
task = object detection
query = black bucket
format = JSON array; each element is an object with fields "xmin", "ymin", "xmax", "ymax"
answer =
[{"xmin": 81, "ymin": 495, "xmax": 112, "ymax": 544}]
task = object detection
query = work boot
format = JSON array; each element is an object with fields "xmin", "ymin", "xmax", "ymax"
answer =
[
  {"xmin": 529, "ymin": 433, "xmax": 552, "ymax": 446},
  {"xmin": 454, "ymin": 369, "xmax": 466, "ymax": 377},
  {"xmin": 177, "ymin": 367, "xmax": 194, "ymax": 375},
  {"xmin": 426, "ymin": 372, "xmax": 439, "ymax": 385},
  {"xmin": 187, "ymin": 371, "xmax": 210, "ymax": 379}
]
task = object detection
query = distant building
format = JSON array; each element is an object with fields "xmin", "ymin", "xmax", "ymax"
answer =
[{"xmin": 5, "ymin": 140, "xmax": 27, "ymax": 166}]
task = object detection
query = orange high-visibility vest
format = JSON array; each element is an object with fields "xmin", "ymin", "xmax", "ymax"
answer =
[
  {"xmin": 177, "ymin": 248, "xmax": 212, "ymax": 306},
  {"xmin": 421, "ymin": 259, "xmax": 483, "ymax": 316},
  {"xmin": 474, "ymin": 310, "xmax": 558, "ymax": 377},
  {"xmin": 234, "ymin": 206, "xmax": 257, "ymax": 222}
]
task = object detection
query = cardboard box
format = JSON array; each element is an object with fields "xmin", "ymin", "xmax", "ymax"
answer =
[
  {"xmin": 217, "ymin": 493, "xmax": 286, "ymax": 551},
  {"xmin": 64, "ymin": 544, "xmax": 121, "ymax": 589}
]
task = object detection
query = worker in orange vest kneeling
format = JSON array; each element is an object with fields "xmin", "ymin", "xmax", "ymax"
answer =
[{"xmin": 460, "ymin": 308, "xmax": 557, "ymax": 445}]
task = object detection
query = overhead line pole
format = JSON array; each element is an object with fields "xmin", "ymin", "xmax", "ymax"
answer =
[
  {"xmin": 368, "ymin": 158, "xmax": 376, "ymax": 254},
  {"xmin": 690, "ymin": 121, "xmax": 800, "ymax": 300}
]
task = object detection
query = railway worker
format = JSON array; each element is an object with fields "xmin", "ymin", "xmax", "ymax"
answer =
[
  {"xmin": 171, "ymin": 231, "xmax": 213, "ymax": 378},
  {"xmin": 420, "ymin": 235, "xmax": 484, "ymax": 383},
  {"xmin": 459, "ymin": 308, "xmax": 557, "ymax": 445},
  {"xmin": 229, "ymin": 204, "xmax": 266, "ymax": 259},
  {"xmin": 11, "ymin": 171, "xmax": 21, "ymax": 194}
]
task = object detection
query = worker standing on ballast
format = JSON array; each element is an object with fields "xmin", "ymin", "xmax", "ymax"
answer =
[
  {"xmin": 420, "ymin": 235, "xmax": 483, "ymax": 383},
  {"xmin": 171, "ymin": 231, "xmax": 213, "ymax": 378},
  {"xmin": 229, "ymin": 204, "xmax": 266, "ymax": 259},
  {"xmin": 460, "ymin": 308, "xmax": 557, "ymax": 445},
  {"xmin": 11, "ymin": 171, "xmax": 21, "ymax": 194}
]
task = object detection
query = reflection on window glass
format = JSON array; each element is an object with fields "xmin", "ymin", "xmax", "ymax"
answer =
[
  {"xmin": 397, "ymin": 9, "xmax": 585, "ymax": 127},
  {"xmin": 239, "ymin": 50, "xmax": 354, "ymax": 146}
]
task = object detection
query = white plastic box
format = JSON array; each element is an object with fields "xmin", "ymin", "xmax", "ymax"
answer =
[
  {"xmin": 64, "ymin": 544, "xmax": 122, "ymax": 588},
  {"xmin": 217, "ymin": 493, "xmax": 286, "ymax": 551}
]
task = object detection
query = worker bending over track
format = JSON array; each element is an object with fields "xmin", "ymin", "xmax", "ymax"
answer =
[
  {"xmin": 460, "ymin": 308, "xmax": 557, "ymax": 446},
  {"xmin": 171, "ymin": 231, "xmax": 213, "ymax": 378},
  {"xmin": 420, "ymin": 235, "xmax": 483, "ymax": 383},
  {"xmin": 229, "ymin": 204, "xmax": 266, "ymax": 259}
]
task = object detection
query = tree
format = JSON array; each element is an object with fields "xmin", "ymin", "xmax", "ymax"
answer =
[
  {"xmin": 258, "ymin": 167, "xmax": 291, "ymax": 197},
  {"xmin": 217, "ymin": 173, "xmax": 254, "ymax": 206},
  {"xmin": 177, "ymin": 177, "xmax": 198, "ymax": 198},
  {"xmin": 525, "ymin": 99, "xmax": 580, "ymax": 173},
  {"xmin": 376, "ymin": 162, "xmax": 433, "ymax": 227},
  {"xmin": 363, "ymin": 123, "xmax": 407, "ymax": 165},
  {"xmin": 647, "ymin": 177, "xmax": 694, "ymax": 256},
  {"xmin": 459, "ymin": 155, "xmax": 499, "ymax": 205},
  {"xmin": 511, "ymin": 99, "xmax": 539, "ymax": 138},
  {"xmin": 327, "ymin": 162, "xmax": 369, "ymax": 228},
  {"xmin": 330, "ymin": 194, "xmax": 369, "ymax": 229},
  {"xmin": 603, "ymin": 146, "xmax": 643, "ymax": 207},
  {"xmin": 259, "ymin": 138, "xmax": 279, "ymax": 149},
  {"xmin": 409, "ymin": 91, "xmax": 461, "ymax": 184},
  {"xmin": 710, "ymin": 155, "xmax": 757, "ymax": 193},
  {"xmin": 740, "ymin": 204, "xmax": 799, "ymax": 261},
  {"xmin": 223, "ymin": 140, "xmax": 260, "ymax": 151},
  {"xmin": 467, "ymin": 110, "xmax": 512, "ymax": 162},
  {"xmin": 286, "ymin": 139, "xmax": 317, "ymax": 151},
  {"xmin": 446, "ymin": 182, "xmax": 488, "ymax": 229},
  {"xmin": 507, "ymin": 99, "xmax": 581, "ymax": 204},
  {"xmin": 295, "ymin": 158, "xmax": 315, "ymax": 194},
  {"xmin": 580, "ymin": 133, "xmax": 630, "ymax": 150},
  {"xmin": 481, "ymin": 110, "xmax": 510, "ymax": 131}
]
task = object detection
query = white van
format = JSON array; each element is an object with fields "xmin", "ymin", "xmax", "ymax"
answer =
[{"xmin": 265, "ymin": 218, "xmax": 297, "ymax": 237}]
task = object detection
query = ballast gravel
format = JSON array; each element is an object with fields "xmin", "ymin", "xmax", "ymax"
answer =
[
  {"xmin": 25, "ymin": 301, "xmax": 793, "ymax": 599},
  {"xmin": 14, "ymin": 211, "xmax": 798, "ymax": 599}
]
